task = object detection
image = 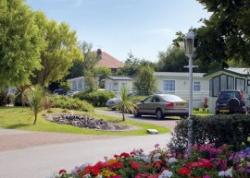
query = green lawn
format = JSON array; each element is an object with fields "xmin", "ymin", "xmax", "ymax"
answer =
[{"xmin": 0, "ymin": 107, "xmax": 169, "ymax": 136}]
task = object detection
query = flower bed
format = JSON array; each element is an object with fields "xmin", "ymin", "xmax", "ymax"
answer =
[{"xmin": 54, "ymin": 144, "xmax": 250, "ymax": 178}]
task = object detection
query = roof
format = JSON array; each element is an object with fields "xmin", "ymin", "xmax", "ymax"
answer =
[
  {"xmin": 96, "ymin": 51, "xmax": 124, "ymax": 69},
  {"xmin": 154, "ymin": 72, "xmax": 205, "ymax": 78},
  {"xmin": 107, "ymin": 76, "xmax": 133, "ymax": 81},
  {"xmin": 204, "ymin": 67, "xmax": 250, "ymax": 78},
  {"xmin": 226, "ymin": 68, "xmax": 250, "ymax": 75}
]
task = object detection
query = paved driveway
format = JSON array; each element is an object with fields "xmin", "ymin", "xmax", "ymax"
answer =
[
  {"xmin": 0, "ymin": 129, "xmax": 171, "ymax": 178},
  {"xmin": 96, "ymin": 108, "xmax": 180, "ymax": 130}
]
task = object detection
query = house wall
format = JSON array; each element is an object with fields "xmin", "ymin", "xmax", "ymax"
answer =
[
  {"xmin": 67, "ymin": 77, "xmax": 85, "ymax": 92},
  {"xmin": 104, "ymin": 79, "xmax": 133, "ymax": 95},
  {"xmin": 206, "ymin": 71, "xmax": 250, "ymax": 113},
  {"xmin": 155, "ymin": 75, "xmax": 209, "ymax": 108}
]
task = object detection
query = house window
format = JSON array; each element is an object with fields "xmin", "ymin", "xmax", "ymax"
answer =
[
  {"xmin": 112, "ymin": 82, "xmax": 118, "ymax": 91},
  {"xmin": 227, "ymin": 76, "xmax": 234, "ymax": 90},
  {"xmin": 236, "ymin": 78, "xmax": 245, "ymax": 91},
  {"xmin": 163, "ymin": 80, "xmax": 175, "ymax": 92},
  {"xmin": 78, "ymin": 79, "xmax": 83, "ymax": 90},
  {"xmin": 72, "ymin": 80, "xmax": 77, "ymax": 91},
  {"xmin": 220, "ymin": 75, "xmax": 227, "ymax": 91},
  {"xmin": 193, "ymin": 81, "xmax": 201, "ymax": 91},
  {"xmin": 212, "ymin": 76, "xmax": 220, "ymax": 97}
]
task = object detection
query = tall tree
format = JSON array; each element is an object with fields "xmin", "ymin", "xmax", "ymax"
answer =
[
  {"xmin": 118, "ymin": 53, "xmax": 155, "ymax": 76},
  {"xmin": 195, "ymin": 0, "xmax": 250, "ymax": 70},
  {"xmin": 157, "ymin": 46, "xmax": 188, "ymax": 72},
  {"xmin": 0, "ymin": 0, "xmax": 43, "ymax": 88},
  {"xmin": 134, "ymin": 65, "xmax": 157, "ymax": 96},
  {"xmin": 33, "ymin": 12, "xmax": 82, "ymax": 86}
]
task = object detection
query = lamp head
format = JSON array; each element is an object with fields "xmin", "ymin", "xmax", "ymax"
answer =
[{"xmin": 184, "ymin": 30, "xmax": 195, "ymax": 57}]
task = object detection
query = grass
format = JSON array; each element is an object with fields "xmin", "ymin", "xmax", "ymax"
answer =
[{"xmin": 0, "ymin": 107, "xmax": 169, "ymax": 136}]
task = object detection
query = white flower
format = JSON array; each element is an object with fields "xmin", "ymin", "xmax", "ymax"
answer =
[
  {"xmin": 83, "ymin": 174, "xmax": 91, "ymax": 178},
  {"xmin": 159, "ymin": 170, "xmax": 173, "ymax": 178},
  {"xmin": 137, "ymin": 155, "xmax": 150, "ymax": 163},
  {"xmin": 167, "ymin": 157, "xmax": 177, "ymax": 164},
  {"xmin": 95, "ymin": 175, "xmax": 103, "ymax": 178},
  {"xmin": 218, "ymin": 168, "xmax": 233, "ymax": 177},
  {"xmin": 152, "ymin": 153, "xmax": 161, "ymax": 161}
]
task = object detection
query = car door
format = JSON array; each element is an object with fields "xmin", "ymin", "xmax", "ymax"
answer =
[
  {"xmin": 139, "ymin": 96, "xmax": 153, "ymax": 114},
  {"xmin": 149, "ymin": 96, "xmax": 162, "ymax": 114}
]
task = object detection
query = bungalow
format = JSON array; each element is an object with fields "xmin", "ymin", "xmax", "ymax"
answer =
[
  {"xmin": 154, "ymin": 72, "xmax": 209, "ymax": 108},
  {"xmin": 67, "ymin": 76, "xmax": 85, "ymax": 92},
  {"xmin": 104, "ymin": 76, "xmax": 133, "ymax": 95},
  {"xmin": 204, "ymin": 67, "xmax": 250, "ymax": 113}
]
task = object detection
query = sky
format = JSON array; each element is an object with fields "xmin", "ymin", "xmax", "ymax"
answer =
[{"xmin": 26, "ymin": 0, "xmax": 210, "ymax": 62}]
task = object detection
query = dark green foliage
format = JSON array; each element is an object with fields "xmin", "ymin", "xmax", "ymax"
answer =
[
  {"xmin": 50, "ymin": 95, "xmax": 94, "ymax": 112},
  {"xmin": 74, "ymin": 90, "xmax": 115, "ymax": 107},
  {"xmin": 169, "ymin": 114, "xmax": 250, "ymax": 152},
  {"xmin": 195, "ymin": 0, "xmax": 250, "ymax": 70},
  {"xmin": 134, "ymin": 65, "xmax": 157, "ymax": 96},
  {"xmin": 157, "ymin": 46, "xmax": 188, "ymax": 72}
]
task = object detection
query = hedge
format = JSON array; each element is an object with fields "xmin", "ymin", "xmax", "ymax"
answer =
[
  {"xmin": 50, "ymin": 95, "xmax": 94, "ymax": 112},
  {"xmin": 74, "ymin": 90, "xmax": 115, "ymax": 107},
  {"xmin": 169, "ymin": 114, "xmax": 250, "ymax": 152}
]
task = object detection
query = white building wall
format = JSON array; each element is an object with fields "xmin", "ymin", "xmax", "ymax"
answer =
[
  {"xmin": 104, "ymin": 79, "xmax": 133, "ymax": 95},
  {"xmin": 67, "ymin": 77, "xmax": 85, "ymax": 92},
  {"xmin": 155, "ymin": 75, "xmax": 209, "ymax": 108}
]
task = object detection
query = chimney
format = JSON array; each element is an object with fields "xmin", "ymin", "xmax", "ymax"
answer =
[{"xmin": 97, "ymin": 49, "xmax": 102, "ymax": 56}]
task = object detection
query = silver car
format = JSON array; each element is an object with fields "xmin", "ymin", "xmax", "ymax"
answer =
[{"xmin": 134, "ymin": 94, "xmax": 188, "ymax": 119}]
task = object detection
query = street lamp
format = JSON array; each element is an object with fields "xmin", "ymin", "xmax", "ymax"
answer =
[{"xmin": 184, "ymin": 29, "xmax": 196, "ymax": 155}]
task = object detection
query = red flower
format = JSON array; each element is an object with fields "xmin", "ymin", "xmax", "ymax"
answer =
[
  {"xmin": 130, "ymin": 161, "xmax": 141, "ymax": 170},
  {"xmin": 177, "ymin": 167, "xmax": 191, "ymax": 176},
  {"xmin": 120, "ymin": 152, "xmax": 130, "ymax": 158},
  {"xmin": 59, "ymin": 169, "xmax": 67, "ymax": 175},
  {"xmin": 109, "ymin": 161, "xmax": 123, "ymax": 170}
]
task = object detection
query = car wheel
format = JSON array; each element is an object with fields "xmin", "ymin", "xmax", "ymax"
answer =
[
  {"xmin": 227, "ymin": 98, "xmax": 240, "ymax": 113},
  {"xmin": 180, "ymin": 115, "xmax": 188, "ymax": 119},
  {"xmin": 134, "ymin": 109, "xmax": 141, "ymax": 118},
  {"xmin": 155, "ymin": 109, "xmax": 164, "ymax": 120}
]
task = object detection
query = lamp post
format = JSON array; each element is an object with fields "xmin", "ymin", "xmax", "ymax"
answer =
[{"xmin": 184, "ymin": 29, "xmax": 196, "ymax": 155}]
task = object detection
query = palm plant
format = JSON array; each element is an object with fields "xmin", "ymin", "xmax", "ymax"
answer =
[
  {"xmin": 116, "ymin": 86, "xmax": 135, "ymax": 121},
  {"xmin": 26, "ymin": 85, "xmax": 45, "ymax": 125}
]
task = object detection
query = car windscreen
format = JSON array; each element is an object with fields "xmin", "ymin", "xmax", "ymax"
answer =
[
  {"xmin": 160, "ymin": 95, "xmax": 183, "ymax": 102},
  {"xmin": 218, "ymin": 91, "xmax": 241, "ymax": 100}
]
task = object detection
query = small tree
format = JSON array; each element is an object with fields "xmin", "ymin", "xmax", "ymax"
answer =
[
  {"xmin": 134, "ymin": 65, "xmax": 157, "ymax": 96},
  {"xmin": 26, "ymin": 85, "xmax": 45, "ymax": 125},
  {"xmin": 116, "ymin": 87, "xmax": 135, "ymax": 121}
]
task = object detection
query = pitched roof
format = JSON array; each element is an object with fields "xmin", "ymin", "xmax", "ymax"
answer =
[
  {"xmin": 96, "ymin": 51, "xmax": 124, "ymax": 69},
  {"xmin": 107, "ymin": 76, "xmax": 133, "ymax": 80}
]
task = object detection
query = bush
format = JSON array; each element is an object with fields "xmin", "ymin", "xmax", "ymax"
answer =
[
  {"xmin": 74, "ymin": 90, "xmax": 115, "ymax": 107},
  {"xmin": 169, "ymin": 114, "xmax": 250, "ymax": 152},
  {"xmin": 50, "ymin": 95, "xmax": 94, "ymax": 112}
]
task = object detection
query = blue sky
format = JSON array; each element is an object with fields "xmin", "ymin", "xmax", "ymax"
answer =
[{"xmin": 27, "ymin": 0, "xmax": 210, "ymax": 62}]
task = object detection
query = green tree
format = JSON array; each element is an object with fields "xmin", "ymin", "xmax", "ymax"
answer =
[
  {"xmin": 81, "ymin": 42, "xmax": 101, "ymax": 91},
  {"xmin": 157, "ymin": 46, "xmax": 188, "ymax": 72},
  {"xmin": 118, "ymin": 53, "xmax": 155, "ymax": 76},
  {"xmin": 195, "ymin": 0, "xmax": 250, "ymax": 69},
  {"xmin": 0, "ymin": 0, "xmax": 43, "ymax": 88},
  {"xmin": 33, "ymin": 12, "xmax": 82, "ymax": 86},
  {"xmin": 134, "ymin": 65, "xmax": 157, "ymax": 96},
  {"xmin": 26, "ymin": 85, "xmax": 44, "ymax": 125},
  {"xmin": 116, "ymin": 86, "xmax": 135, "ymax": 121}
]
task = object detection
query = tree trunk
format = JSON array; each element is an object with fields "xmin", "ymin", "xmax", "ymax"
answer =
[
  {"xmin": 33, "ymin": 112, "xmax": 37, "ymax": 125},
  {"xmin": 122, "ymin": 108, "xmax": 125, "ymax": 121}
]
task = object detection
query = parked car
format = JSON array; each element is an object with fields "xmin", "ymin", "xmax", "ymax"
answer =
[
  {"xmin": 215, "ymin": 90, "xmax": 246, "ymax": 114},
  {"xmin": 67, "ymin": 91, "xmax": 80, "ymax": 96},
  {"xmin": 134, "ymin": 94, "xmax": 188, "ymax": 119},
  {"xmin": 106, "ymin": 97, "xmax": 121, "ymax": 110},
  {"xmin": 53, "ymin": 88, "xmax": 67, "ymax": 95}
]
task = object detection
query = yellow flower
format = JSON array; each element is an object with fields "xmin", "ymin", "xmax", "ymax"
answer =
[{"xmin": 101, "ymin": 169, "xmax": 116, "ymax": 178}]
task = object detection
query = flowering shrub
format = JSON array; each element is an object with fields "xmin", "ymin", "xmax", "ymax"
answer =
[{"xmin": 54, "ymin": 144, "xmax": 250, "ymax": 178}]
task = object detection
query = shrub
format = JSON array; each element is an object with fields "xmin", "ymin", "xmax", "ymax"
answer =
[
  {"xmin": 169, "ymin": 114, "xmax": 250, "ymax": 152},
  {"xmin": 74, "ymin": 90, "xmax": 115, "ymax": 107},
  {"xmin": 50, "ymin": 95, "xmax": 94, "ymax": 112}
]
